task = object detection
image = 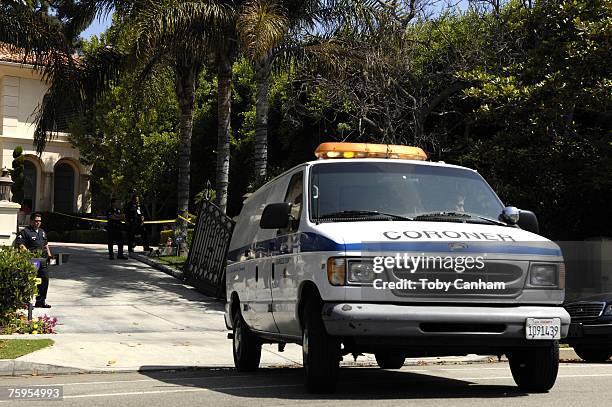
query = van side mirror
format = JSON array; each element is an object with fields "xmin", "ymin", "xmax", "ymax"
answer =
[
  {"xmin": 517, "ymin": 210, "xmax": 539, "ymax": 235},
  {"xmin": 260, "ymin": 202, "xmax": 292, "ymax": 229},
  {"xmin": 500, "ymin": 206, "xmax": 520, "ymax": 224}
]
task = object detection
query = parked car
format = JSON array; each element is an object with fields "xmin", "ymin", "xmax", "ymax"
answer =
[{"xmin": 564, "ymin": 293, "xmax": 612, "ymax": 362}]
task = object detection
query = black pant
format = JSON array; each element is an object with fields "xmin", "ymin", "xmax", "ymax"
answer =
[
  {"xmin": 107, "ymin": 227, "xmax": 124, "ymax": 256},
  {"xmin": 36, "ymin": 266, "xmax": 49, "ymax": 304},
  {"xmin": 127, "ymin": 223, "xmax": 150, "ymax": 251}
]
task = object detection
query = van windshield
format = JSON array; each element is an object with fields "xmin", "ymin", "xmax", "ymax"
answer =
[{"xmin": 309, "ymin": 161, "xmax": 504, "ymax": 222}]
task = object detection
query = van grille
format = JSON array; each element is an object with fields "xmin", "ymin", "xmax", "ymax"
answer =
[
  {"xmin": 389, "ymin": 261, "xmax": 525, "ymax": 297},
  {"xmin": 564, "ymin": 302, "xmax": 605, "ymax": 322}
]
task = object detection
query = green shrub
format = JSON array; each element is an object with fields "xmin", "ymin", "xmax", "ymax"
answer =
[
  {"xmin": 37, "ymin": 212, "xmax": 105, "ymax": 233},
  {"xmin": 0, "ymin": 248, "xmax": 38, "ymax": 326},
  {"xmin": 46, "ymin": 231, "xmax": 66, "ymax": 242},
  {"xmin": 187, "ymin": 229, "xmax": 194, "ymax": 249},
  {"xmin": 11, "ymin": 147, "xmax": 24, "ymax": 203}
]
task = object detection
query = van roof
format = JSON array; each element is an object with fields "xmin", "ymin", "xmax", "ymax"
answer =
[
  {"xmin": 242, "ymin": 158, "xmax": 478, "ymax": 207},
  {"xmin": 304, "ymin": 158, "xmax": 477, "ymax": 172}
]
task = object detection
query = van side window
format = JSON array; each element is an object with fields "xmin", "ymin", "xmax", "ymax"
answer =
[{"xmin": 282, "ymin": 172, "xmax": 303, "ymax": 232}]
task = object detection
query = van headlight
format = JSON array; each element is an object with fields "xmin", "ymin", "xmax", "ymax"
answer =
[
  {"xmin": 528, "ymin": 263, "xmax": 558, "ymax": 287},
  {"xmin": 347, "ymin": 260, "xmax": 376, "ymax": 284},
  {"xmin": 604, "ymin": 304, "xmax": 612, "ymax": 316}
]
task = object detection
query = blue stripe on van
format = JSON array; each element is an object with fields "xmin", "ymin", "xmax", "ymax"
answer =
[
  {"xmin": 227, "ymin": 233, "xmax": 561, "ymax": 261},
  {"xmin": 344, "ymin": 241, "xmax": 561, "ymax": 256}
]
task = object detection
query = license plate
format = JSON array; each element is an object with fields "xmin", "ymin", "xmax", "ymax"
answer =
[{"xmin": 526, "ymin": 318, "xmax": 561, "ymax": 340}]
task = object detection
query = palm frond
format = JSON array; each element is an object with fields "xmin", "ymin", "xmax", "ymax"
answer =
[{"xmin": 236, "ymin": 0, "xmax": 289, "ymax": 61}]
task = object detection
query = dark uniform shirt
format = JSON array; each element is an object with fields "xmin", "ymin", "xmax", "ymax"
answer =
[
  {"xmin": 107, "ymin": 207, "xmax": 124, "ymax": 230},
  {"xmin": 15, "ymin": 226, "xmax": 48, "ymax": 251},
  {"xmin": 124, "ymin": 202, "xmax": 144, "ymax": 225}
]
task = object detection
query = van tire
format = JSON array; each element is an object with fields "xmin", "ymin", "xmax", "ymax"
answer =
[
  {"xmin": 573, "ymin": 346, "xmax": 611, "ymax": 363},
  {"xmin": 232, "ymin": 313, "xmax": 261, "ymax": 372},
  {"xmin": 375, "ymin": 353, "xmax": 406, "ymax": 369},
  {"xmin": 302, "ymin": 300, "xmax": 340, "ymax": 393},
  {"xmin": 508, "ymin": 341, "xmax": 559, "ymax": 392}
]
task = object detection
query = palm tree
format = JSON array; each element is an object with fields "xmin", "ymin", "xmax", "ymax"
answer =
[
  {"xmin": 2, "ymin": 1, "xmax": 228, "ymax": 240},
  {"xmin": 236, "ymin": 0, "xmax": 382, "ymax": 185},
  {"xmin": 123, "ymin": 1, "xmax": 229, "ymax": 242}
]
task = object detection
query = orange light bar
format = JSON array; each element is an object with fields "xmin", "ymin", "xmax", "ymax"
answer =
[{"xmin": 314, "ymin": 142, "xmax": 427, "ymax": 161}]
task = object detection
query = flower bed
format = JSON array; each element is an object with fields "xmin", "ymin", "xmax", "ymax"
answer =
[{"xmin": 0, "ymin": 313, "xmax": 58, "ymax": 335}]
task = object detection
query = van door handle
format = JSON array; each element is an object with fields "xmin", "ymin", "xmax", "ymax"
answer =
[
  {"xmin": 271, "ymin": 263, "xmax": 275, "ymax": 280},
  {"xmin": 255, "ymin": 266, "xmax": 258, "ymax": 282}
]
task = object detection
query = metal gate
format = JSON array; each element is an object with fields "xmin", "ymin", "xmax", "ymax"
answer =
[{"xmin": 184, "ymin": 199, "xmax": 235, "ymax": 298}]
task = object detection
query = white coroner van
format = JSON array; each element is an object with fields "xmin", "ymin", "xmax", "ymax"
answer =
[{"xmin": 225, "ymin": 142, "xmax": 570, "ymax": 393}]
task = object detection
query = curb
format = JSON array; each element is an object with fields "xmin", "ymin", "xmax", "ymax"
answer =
[
  {"xmin": 0, "ymin": 360, "xmax": 85, "ymax": 376},
  {"xmin": 130, "ymin": 253, "xmax": 184, "ymax": 280}
]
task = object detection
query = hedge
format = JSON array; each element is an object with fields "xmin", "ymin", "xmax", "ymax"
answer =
[
  {"xmin": 0, "ymin": 248, "xmax": 38, "ymax": 326},
  {"xmin": 36, "ymin": 212, "xmax": 104, "ymax": 233}
]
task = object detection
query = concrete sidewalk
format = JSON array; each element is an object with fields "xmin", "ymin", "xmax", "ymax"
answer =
[
  {"xmin": 2, "ymin": 243, "xmax": 308, "ymax": 374},
  {"xmin": 1, "ymin": 243, "xmax": 577, "ymax": 376}
]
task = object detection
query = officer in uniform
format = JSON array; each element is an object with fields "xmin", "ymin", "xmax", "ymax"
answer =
[
  {"xmin": 124, "ymin": 194, "xmax": 152, "ymax": 253},
  {"xmin": 107, "ymin": 198, "xmax": 128, "ymax": 260},
  {"xmin": 15, "ymin": 212, "xmax": 53, "ymax": 308}
]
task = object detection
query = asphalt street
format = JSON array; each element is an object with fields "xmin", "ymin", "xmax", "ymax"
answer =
[{"xmin": 1, "ymin": 361, "xmax": 611, "ymax": 407}]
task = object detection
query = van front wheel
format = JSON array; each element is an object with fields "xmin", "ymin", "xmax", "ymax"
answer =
[
  {"xmin": 508, "ymin": 341, "xmax": 559, "ymax": 393},
  {"xmin": 375, "ymin": 352, "xmax": 406, "ymax": 369},
  {"xmin": 302, "ymin": 300, "xmax": 340, "ymax": 393},
  {"xmin": 232, "ymin": 313, "xmax": 261, "ymax": 371}
]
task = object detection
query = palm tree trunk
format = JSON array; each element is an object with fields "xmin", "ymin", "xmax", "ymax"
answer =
[
  {"xmin": 175, "ymin": 62, "xmax": 197, "ymax": 247},
  {"xmin": 215, "ymin": 51, "xmax": 232, "ymax": 213},
  {"xmin": 253, "ymin": 56, "xmax": 271, "ymax": 183}
]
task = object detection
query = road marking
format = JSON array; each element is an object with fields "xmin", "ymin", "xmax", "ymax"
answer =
[
  {"xmin": 427, "ymin": 364, "xmax": 612, "ymax": 372},
  {"xmin": 459, "ymin": 373, "xmax": 612, "ymax": 381},
  {"xmin": 24, "ymin": 375, "xmax": 254, "ymax": 387}
]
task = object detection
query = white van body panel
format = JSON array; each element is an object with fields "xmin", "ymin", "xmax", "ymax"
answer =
[{"xmin": 226, "ymin": 158, "xmax": 570, "ymax": 343}]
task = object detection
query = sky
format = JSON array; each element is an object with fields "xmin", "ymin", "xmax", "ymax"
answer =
[
  {"xmin": 77, "ymin": 1, "xmax": 471, "ymax": 39},
  {"xmin": 80, "ymin": 12, "xmax": 113, "ymax": 39}
]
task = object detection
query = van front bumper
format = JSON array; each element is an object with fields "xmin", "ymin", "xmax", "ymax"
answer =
[{"xmin": 321, "ymin": 303, "xmax": 571, "ymax": 339}]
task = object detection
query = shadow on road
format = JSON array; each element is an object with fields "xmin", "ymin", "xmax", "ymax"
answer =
[{"xmin": 139, "ymin": 366, "xmax": 528, "ymax": 400}]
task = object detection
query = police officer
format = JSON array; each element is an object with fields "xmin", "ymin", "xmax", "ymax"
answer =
[
  {"xmin": 124, "ymin": 194, "xmax": 152, "ymax": 253},
  {"xmin": 107, "ymin": 198, "xmax": 128, "ymax": 260},
  {"xmin": 15, "ymin": 212, "xmax": 53, "ymax": 308}
]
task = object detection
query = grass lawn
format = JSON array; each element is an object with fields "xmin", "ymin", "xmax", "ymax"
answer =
[
  {"xmin": 156, "ymin": 255, "xmax": 187, "ymax": 270},
  {"xmin": 0, "ymin": 339, "xmax": 54, "ymax": 359}
]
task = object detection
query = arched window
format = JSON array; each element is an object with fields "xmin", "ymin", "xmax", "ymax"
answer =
[
  {"xmin": 54, "ymin": 163, "xmax": 75, "ymax": 212},
  {"xmin": 23, "ymin": 160, "xmax": 37, "ymax": 212}
]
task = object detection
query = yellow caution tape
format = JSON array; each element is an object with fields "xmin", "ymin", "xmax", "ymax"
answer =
[
  {"xmin": 54, "ymin": 212, "xmax": 108, "ymax": 223},
  {"xmin": 177, "ymin": 215, "xmax": 195, "ymax": 225},
  {"xmin": 54, "ymin": 212, "xmax": 177, "ymax": 225}
]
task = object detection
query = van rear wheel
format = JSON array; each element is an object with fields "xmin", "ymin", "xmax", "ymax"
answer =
[
  {"xmin": 302, "ymin": 300, "xmax": 340, "ymax": 393},
  {"xmin": 375, "ymin": 353, "xmax": 406, "ymax": 369},
  {"xmin": 232, "ymin": 313, "xmax": 261, "ymax": 371},
  {"xmin": 508, "ymin": 341, "xmax": 559, "ymax": 392},
  {"xmin": 573, "ymin": 346, "xmax": 611, "ymax": 363}
]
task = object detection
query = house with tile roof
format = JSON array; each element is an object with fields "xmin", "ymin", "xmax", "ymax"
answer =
[{"xmin": 0, "ymin": 45, "xmax": 91, "ymax": 213}]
